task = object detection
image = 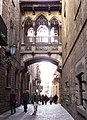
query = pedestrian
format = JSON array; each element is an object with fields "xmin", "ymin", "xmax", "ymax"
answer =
[
  {"xmin": 53, "ymin": 94, "xmax": 58, "ymax": 104},
  {"xmin": 41, "ymin": 94, "xmax": 45, "ymax": 105},
  {"xmin": 50, "ymin": 96, "xmax": 53, "ymax": 105},
  {"xmin": 32, "ymin": 91, "xmax": 39, "ymax": 115},
  {"xmin": 44, "ymin": 94, "xmax": 49, "ymax": 105},
  {"xmin": 21, "ymin": 90, "xmax": 29, "ymax": 113},
  {"xmin": 10, "ymin": 89, "xmax": 16, "ymax": 115}
]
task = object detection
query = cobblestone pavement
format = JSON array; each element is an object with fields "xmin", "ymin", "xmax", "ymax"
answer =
[{"xmin": 0, "ymin": 103, "xmax": 74, "ymax": 120}]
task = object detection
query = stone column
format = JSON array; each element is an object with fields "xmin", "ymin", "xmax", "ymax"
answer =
[
  {"xmin": 21, "ymin": 24, "xmax": 24, "ymax": 44},
  {"xmin": 48, "ymin": 22, "xmax": 51, "ymax": 44},
  {"xmin": 21, "ymin": 24, "xmax": 25, "ymax": 52},
  {"xmin": 33, "ymin": 21, "xmax": 35, "ymax": 44},
  {"xmin": 59, "ymin": 23, "xmax": 62, "ymax": 43},
  {"xmin": 48, "ymin": 22, "xmax": 51, "ymax": 52}
]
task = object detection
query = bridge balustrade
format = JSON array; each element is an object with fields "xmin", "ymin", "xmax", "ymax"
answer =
[{"xmin": 24, "ymin": 36, "xmax": 62, "ymax": 52}]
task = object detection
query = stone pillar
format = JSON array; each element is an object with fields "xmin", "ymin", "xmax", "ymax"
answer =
[
  {"xmin": 33, "ymin": 21, "xmax": 35, "ymax": 44},
  {"xmin": 0, "ymin": 0, "xmax": 3, "ymax": 16},
  {"xmin": 21, "ymin": 24, "xmax": 24, "ymax": 44},
  {"xmin": 59, "ymin": 23, "xmax": 62, "ymax": 43},
  {"xmin": 21, "ymin": 24, "xmax": 25, "ymax": 52},
  {"xmin": 48, "ymin": 21, "xmax": 51, "ymax": 44}
]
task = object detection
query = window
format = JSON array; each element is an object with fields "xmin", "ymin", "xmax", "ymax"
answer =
[
  {"xmin": 27, "ymin": 27, "xmax": 34, "ymax": 37},
  {"xmin": 77, "ymin": 74, "xmax": 84, "ymax": 106},
  {"xmin": 15, "ymin": 70, "xmax": 18, "ymax": 89},
  {"xmin": 6, "ymin": 67, "xmax": 11, "ymax": 87},
  {"xmin": 50, "ymin": 27, "xmax": 58, "ymax": 42},
  {"xmin": 37, "ymin": 25, "xmax": 49, "ymax": 42},
  {"xmin": 27, "ymin": 27, "xmax": 34, "ymax": 43}
]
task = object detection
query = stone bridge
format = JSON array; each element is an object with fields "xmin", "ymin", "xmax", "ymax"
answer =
[{"xmin": 20, "ymin": 36, "xmax": 62, "ymax": 72}]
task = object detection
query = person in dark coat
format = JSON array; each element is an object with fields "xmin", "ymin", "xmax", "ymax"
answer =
[
  {"xmin": 50, "ymin": 96, "xmax": 53, "ymax": 105},
  {"xmin": 10, "ymin": 89, "xmax": 16, "ymax": 115},
  {"xmin": 41, "ymin": 94, "xmax": 45, "ymax": 105},
  {"xmin": 53, "ymin": 94, "xmax": 58, "ymax": 104},
  {"xmin": 21, "ymin": 90, "xmax": 29, "ymax": 112},
  {"xmin": 44, "ymin": 94, "xmax": 49, "ymax": 105}
]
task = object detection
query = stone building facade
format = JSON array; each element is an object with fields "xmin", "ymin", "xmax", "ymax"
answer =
[
  {"xmin": 19, "ymin": 0, "xmax": 62, "ymax": 105},
  {"xmin": 51, "ymin": 78, "xmax": 59, "ymax": 99},
  {"xmin": 51, "ymin": 71, "xmax": 60, "ymax": 100},
  {"xmin": 61, "ymin": 0, "xmax": 87, "ymax": 119},
  {"xmin": 0, "ymin": 0, "xmax": 21, "ymax": 114},
  {"xmin": 20, "ymin": 63, "xmax": 41, "ymax": 102},
  {"xmin": 0, "ymin": 0, "xmax": 62, "ymax": 114}
]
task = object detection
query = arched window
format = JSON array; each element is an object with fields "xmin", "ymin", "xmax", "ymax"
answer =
[
  {"xmin": 35, "ymin": 15, "xmax": 48, "ymax": 36},
  {"xmin": 24, "ymin": 17, "xmax": 33, "ymax": 36},
  {"xmin": 27, "ymin": 27, "xmax": 34, "ymax": 37},
  {"xmin": 50, "ymin": 27, "xmax": 58, "ymax": 42},
  {"xmin": 50, "ymin": 18, "xmax": 59, "ymax": 43},
  {"xmin": 27, "ymin": 27, "xmax": 34, "ymax": 43},
  {"xmin": 37, "ymin": 25, "xmax": 49, "ymax": 42}
]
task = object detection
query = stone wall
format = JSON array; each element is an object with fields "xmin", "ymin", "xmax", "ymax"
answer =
[
  {"xmin": 0, "ymin": 0, "xmax": 3, "ymax": 16},
  {"xmin": 0, "ymin": 0, "xmax": 20, "ymax": 114},
  {"xmin": 61, "ymin": 0, "xmax": 87, "ymax": 119}
]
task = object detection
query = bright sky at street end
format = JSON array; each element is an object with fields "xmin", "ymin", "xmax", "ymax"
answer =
[{"xmin": 39, "ymin": 61, "xmax": 57, "ymax": 95}]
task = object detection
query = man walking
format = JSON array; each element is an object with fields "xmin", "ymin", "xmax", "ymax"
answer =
[
  {"xmin": 32, "ymin": 91, "xmax": 39, "ymax": 115},
  {"xmin": 10, "ymin": 89, "xmax": 16, "ymax": 115},
  {"xmin": 21, "ymin": 90, "xmax": 29, "ymax": 113}
]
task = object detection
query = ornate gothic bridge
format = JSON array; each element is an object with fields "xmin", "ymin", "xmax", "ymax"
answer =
[
  {"xmin": 20, "ymin": 0, "xmax": 62, "ymax": 73},
  {"xmin": 20, "ymin": 36, "xmax": 62, "ymax": 72}
]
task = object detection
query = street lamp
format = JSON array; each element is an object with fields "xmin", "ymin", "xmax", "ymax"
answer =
[
  {"xmin": 0, "ymin": 44, "xmax": 17, "ymax": 65},
  {"xmin": 10, "ymin": 44, "xmax": 16, "ymax": 56},
  {"xmin": 5, "ymin": 44, "xmax": 17, "ymax": 57}
]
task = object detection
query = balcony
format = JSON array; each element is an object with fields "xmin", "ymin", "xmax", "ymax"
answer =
[{"xmin": 21, "ymin": 36, "xmax": 62, "ymax": 54}]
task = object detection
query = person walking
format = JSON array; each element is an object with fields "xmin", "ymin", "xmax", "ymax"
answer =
[
  {"xmin": 21, "ymin": 90, "xmax": 29, "ymax": 113},
  {"xmin": 50, "ymin": 96, "xmax": 53, "ymax": 105},
  {"xmin": 41, "ymin": 94, "xmax": 45, "ymax": 105},
  {"xmin": 32, "ymin": 91, "xmax": 39, "ymax": 115},
  {"xmin": 10, "ymin": 89, "xmax": 16, "ymax": 115},
  {"xmin": 44, "ymin": 94, "xmax": 49, "ymax": 105},
  {"xmin": 53, "ymin": 94, "xmax": 58, "ymax": 104}
]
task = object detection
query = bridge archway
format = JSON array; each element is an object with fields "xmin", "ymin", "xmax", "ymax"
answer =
[{"xmin": 24, "ymin": 56, "xmax": 59, "ymax": 67}]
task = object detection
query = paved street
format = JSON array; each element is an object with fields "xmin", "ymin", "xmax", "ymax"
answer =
[{"xmin": 0, "ymin": 103, "xmax": 74, "ymax": 120}]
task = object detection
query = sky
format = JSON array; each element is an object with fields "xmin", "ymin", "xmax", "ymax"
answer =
[{"xmin": 39, "ymin": 61, "xmax": 57, "ymax": 96}]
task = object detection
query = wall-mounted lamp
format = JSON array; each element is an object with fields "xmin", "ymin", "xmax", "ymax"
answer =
[
  {"xmin": 10, "ymin": 44, "xmax": 17, "ymax": 56},
  {"xmin": 5, "ymin": 44, "xmax": 17, "ymax": 57},
  {"xmin": 0, "ymin": 44, "xmax": 17, "ymax": 62}
]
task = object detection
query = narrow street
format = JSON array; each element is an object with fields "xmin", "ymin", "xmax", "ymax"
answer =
[
  {"xmin": 0, "ymin": 103, "xmax": 74, "ymax": 120},
  {"xmin": 0, "ymin": 0, "xmax": 87, "ymax": 119}
]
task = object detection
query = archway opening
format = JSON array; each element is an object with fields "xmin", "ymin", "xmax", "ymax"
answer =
[{"xmin": 21, "ymin": 57, "xmax": 61, "ymax": 104}]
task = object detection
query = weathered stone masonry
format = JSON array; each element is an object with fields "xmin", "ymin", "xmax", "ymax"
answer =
[{"xmin": 61, "ymin": 0, "xmax": 87, "ymax": 120}]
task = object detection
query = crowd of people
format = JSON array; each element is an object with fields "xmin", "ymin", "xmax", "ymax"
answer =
[{"xmin": 10, "ymin": 89, "xmax": 58, "ymax": 115}]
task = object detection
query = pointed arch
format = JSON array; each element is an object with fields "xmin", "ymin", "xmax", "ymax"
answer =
[
  {"xmin": 50, "ymin": 17, "xmax": 59, "ymax": 36},
  {"xmin": 22, "ymin": 16, "xmax": 33, "ymax": 26},
  {"xmin": 23, "ymin": 17, "xmax": 33, "ymax": 36},
  {"xmin": 34, "ymin": 13, "xmax": 47, "ymax": 21},
  {"xmin": 35, "ymin": 15, "xmax": 48, "ymax": 34},
  {"xmin": 50, "ymin": 17, "xmax": 59, "ymax": 29}
]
